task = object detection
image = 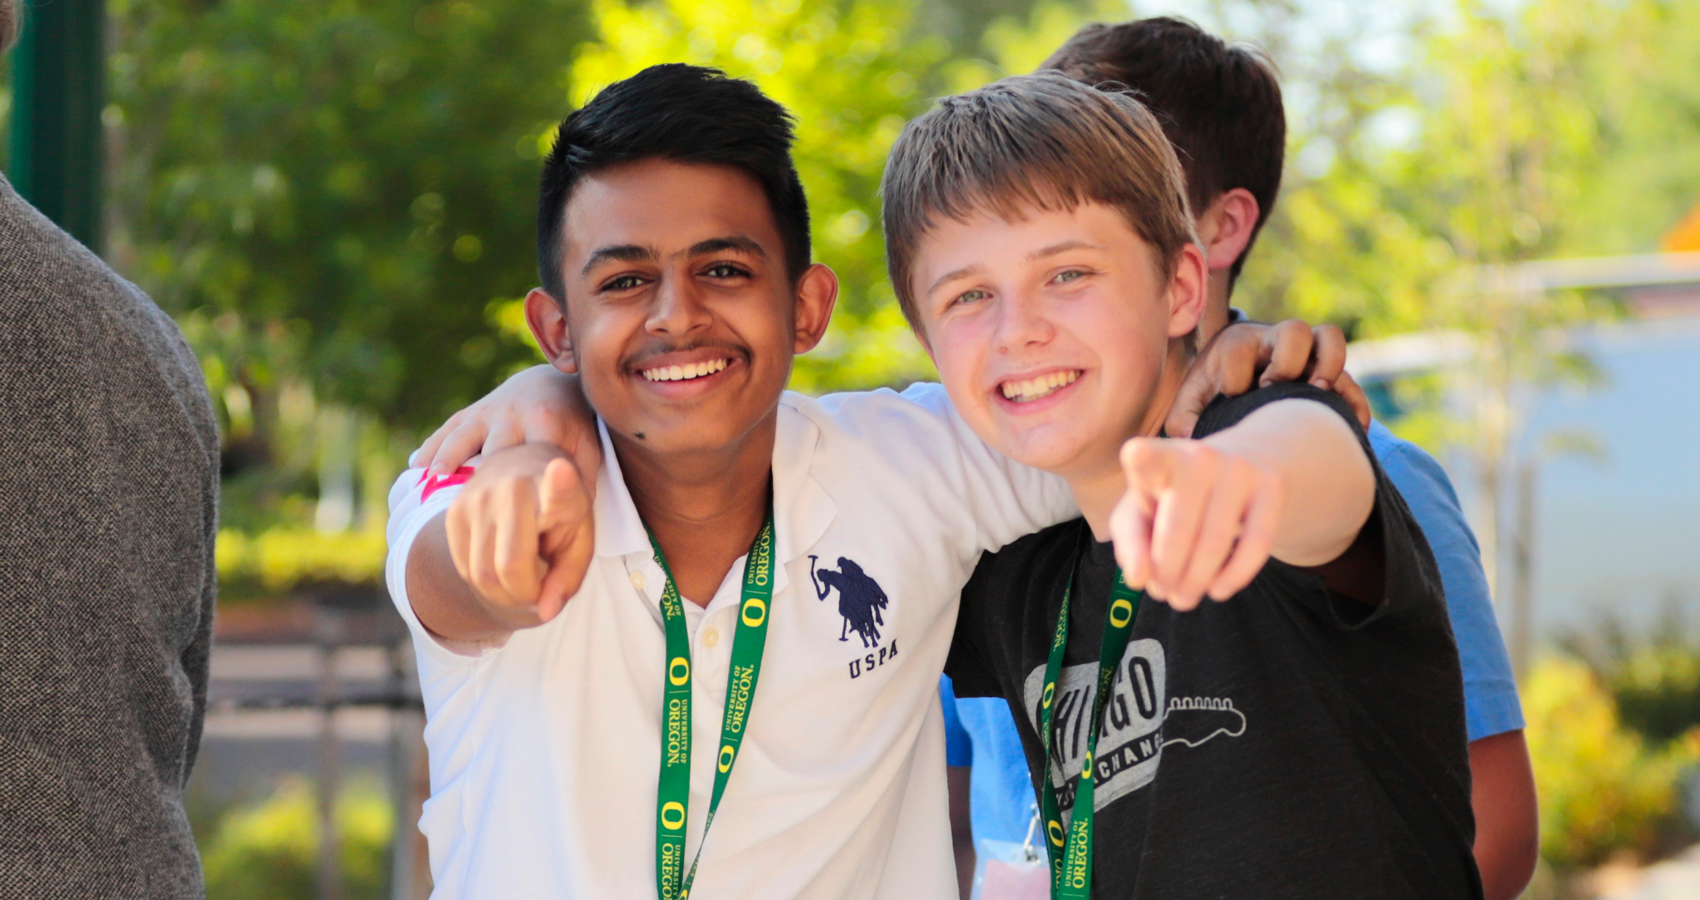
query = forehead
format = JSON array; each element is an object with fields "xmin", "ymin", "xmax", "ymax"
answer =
[
  {"xmin": 916, "ymin": 202, "xmax": 1148, "ymax": 272},
  {"xmin": 561, "ymin": 158, "xmax": 784, "ymax": 266}
]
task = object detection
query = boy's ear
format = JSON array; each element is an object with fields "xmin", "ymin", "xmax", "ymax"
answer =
[
  {"xmin": 1197, "ymin": 188, "xmax": 1260, "ymax": 273},
  {"xmin": 1167, "ymin": 243, "xmax": 1210, "ymax": 340},
  {"xmin": 791, "ymin": 263, "xmax": 840, "ymax": 354},
  {"xmin": 525, "ymin": 288, "xmax": 579, "ymax": 374}
]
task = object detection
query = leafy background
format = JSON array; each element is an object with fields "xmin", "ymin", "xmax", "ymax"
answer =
[{"xmin": 7, "ymin": 0, "xmax": 1700, "ymax": 896}]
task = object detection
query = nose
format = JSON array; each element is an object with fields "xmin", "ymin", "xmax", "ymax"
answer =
[
  {"xmin": 992, "ymin": 288, "xmax": 1054, "ymax": 355},
  {"xmin": 646, "ymin": 273, "xmax": 713, "ymax": 338}
]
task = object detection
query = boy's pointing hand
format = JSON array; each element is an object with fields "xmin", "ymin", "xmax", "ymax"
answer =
[
  {"xmin": 445, "ymin": 444, "xmax": 595, "ymax": 629},
  {"xmin": 1109, "ymin": 438, "xmax": 1284, "ymax": 611}
]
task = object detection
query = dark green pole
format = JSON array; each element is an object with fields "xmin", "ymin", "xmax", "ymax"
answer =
[{"xmin": 8, "ymin": 0, "xmax": 105, "ymax": 254}]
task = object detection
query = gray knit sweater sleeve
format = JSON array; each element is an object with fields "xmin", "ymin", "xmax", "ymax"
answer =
[{"xmin": 0, "ymin": 174, "xmax": 219, "ymax": 899}]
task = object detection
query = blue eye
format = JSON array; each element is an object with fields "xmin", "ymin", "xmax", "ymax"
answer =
[
  {"xmin": 956, "ymin": 289, "xmax": 989, "ymax": 305},
  {"xmin": 1053, "ymin": 269, "xmax": 1087, "ymax": 284}
]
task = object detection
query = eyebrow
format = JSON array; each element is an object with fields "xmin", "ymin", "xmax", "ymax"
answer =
[
  {"xmin": 926, "ymin": 264, "xmax": 982, "ymax": 300},
  {"xmin": 925, "ymin": 240, "xmax": 1105, "ymax": 298},
  {"xmin": 688, "ymin": 235, "xmax": 767, "ymax": 258},
  {"xmin": 1029, "ymin": 239, "xmax": 1102, "ymax": 260},
  {"xmin": 580, "ymin": 235, "xmax": 767, "ymax": 277},
  {"xmin": 581, "ymin": 244, "xmax": 657, "ymax": 276}
]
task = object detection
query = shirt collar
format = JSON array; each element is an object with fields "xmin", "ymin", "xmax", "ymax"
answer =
[
  {"xmin": 591, "ymin": 394, "xmax": 840, "ymax": 584},
  {"xmin": 591, "ymin": 418, "xmax": 652, "ymax": 560}
]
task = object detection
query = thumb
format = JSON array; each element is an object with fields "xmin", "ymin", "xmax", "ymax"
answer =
[
  {"xmin": 1166, "ymin": 329, "xmax": 1258, "ymax": 438},
  {"xmin": 533, "ymin": 457, "xmax": 594, "ymax": 621},
  {"xmin": 1164, "ymin": 360, "xmax": 1214, "ymax": 440},
  {"xmin": 537, "ymin": 457, "xmax": 589, "ymax": 532}
]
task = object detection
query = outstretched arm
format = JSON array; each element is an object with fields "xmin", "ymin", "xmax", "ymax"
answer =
[
  {"xmin": 1111, "ymin": 397, "xmax": 1375, "ymax": 610},
  {"xmin": 405, "ymin": 443, "xmax": 596, "ymax": 644}
]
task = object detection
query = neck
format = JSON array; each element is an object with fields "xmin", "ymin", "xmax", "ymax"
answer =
[
  {"xmin": 1201, "ymin": 273, "xmax": 1233, "ymax": 344},
  {"xmin": 1072, "ymin": 340, "xmax": 1193, "ymax": 542},
  {"xmin": 613, "ymin": 412, "xmax": 776, "ymax": 605}
]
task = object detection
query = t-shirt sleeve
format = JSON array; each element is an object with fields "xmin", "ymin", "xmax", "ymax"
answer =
[
  {"xmin": 944, "ymin": 551, "xmax": 1008, "ymax": 699},
  {"xmin": 1193, "ymin": 383, "xmax": 1446, "ymax": 631},
  {"xmin": 384, "ymin": 462, "xmax": 505, "ymax": 668},
  {"xmin": 940, "ymin": 676, "xmax": 975, "ymax": 767},
  {"xmin": 1369, "ymin": 421, "xmax": 1524, "ymax": 740},
  {"xmin": 810, "ymin": 382, "xmax": 1078, "ymax": 553}
]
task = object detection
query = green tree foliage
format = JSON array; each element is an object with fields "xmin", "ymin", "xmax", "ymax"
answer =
[
  {"xmin": 105, "ymin": 0, "xmax": 595, "ymax": 438},
  {"xmin": 1241, "ymin": 0, "xmax": 1700, "ymax": 335},
  {"xmin": 199, "ymin": 779, "xmax": 393, "ymax": 900}
]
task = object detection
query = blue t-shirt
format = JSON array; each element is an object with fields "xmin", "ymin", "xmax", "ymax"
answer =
[{"xmin": 940, "ymin": 418, "xmax": 1524, "ymax": 845}]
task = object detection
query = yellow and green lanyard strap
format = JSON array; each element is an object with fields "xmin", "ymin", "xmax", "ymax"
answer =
[
  {"xmin": 1036, "ymin": 546, "xmax": 1143, "ymax": 900},
  {"xmin": 650, "ymin": 513, "xmax": 776, "ymax": 900}
]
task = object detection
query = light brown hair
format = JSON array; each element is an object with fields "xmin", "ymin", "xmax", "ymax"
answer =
[{"xmin": 881, "ymin": 72, "xmax": 1198, "ymax": 334}]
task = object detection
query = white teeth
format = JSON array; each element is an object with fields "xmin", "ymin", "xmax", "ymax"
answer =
[
  {"xmin": 999, "ymin": 370, "xmax": 1079, "ymax": 402},
  {"xmin": 640, "ymin": 358, "xmax": 731, "ymax": 382}
]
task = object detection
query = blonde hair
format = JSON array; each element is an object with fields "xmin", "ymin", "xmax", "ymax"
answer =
[
  {"xmin": 0, "ymin": 0, "xmax": 17, "ymax": 56},
  {"xmin": 881, "ymin": 72, "xmax": 1198, "ymax": 332}
]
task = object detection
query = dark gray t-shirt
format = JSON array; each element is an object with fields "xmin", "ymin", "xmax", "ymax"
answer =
[
  {"xmin": 947, "ymin": 384, "xmax": 1481, "ymax": 899},
  {"xmin": 0, "ymin": 174, "xmax": 219, "ymax": 898}
]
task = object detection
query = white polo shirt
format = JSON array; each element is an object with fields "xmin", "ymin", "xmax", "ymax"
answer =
[{"xmin": 384, "ymin": 384, "xmax": 1074, "ymax": 900}]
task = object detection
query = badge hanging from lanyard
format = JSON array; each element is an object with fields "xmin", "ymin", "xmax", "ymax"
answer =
[
  {"xmin": 650, "ymin": 513, "xmax": 776, "ymax": 900},
  {"xmin": 1036, "ymin": 535, "xmax": 1143, "ymax": 900}
]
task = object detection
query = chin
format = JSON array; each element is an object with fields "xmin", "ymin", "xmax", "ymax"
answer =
[{"xmin": 996, "ymin": 427, "xmax": 1090, "ymax": 476}]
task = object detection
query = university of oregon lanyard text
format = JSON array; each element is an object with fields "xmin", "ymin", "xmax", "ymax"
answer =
[
  {"xmin": 649, "ymin": 514, "xmax": 775, "ymax": 900},
  {"xmin": 1036, "ymin": 546, "xmax": 1143, "ymax": 900}
]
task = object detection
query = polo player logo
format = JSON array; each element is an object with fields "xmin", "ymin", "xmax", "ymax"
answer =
[{"xmin": 809, "ymin": 555, "xmax": 888, "ymax": 648}]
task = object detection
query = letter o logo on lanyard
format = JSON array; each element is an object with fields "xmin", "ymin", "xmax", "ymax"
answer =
[
  {"xmin": 1042, "ymin": 682, "xmax": 1055, "ymax": 710},
  {"xmin": 740, "ymin": 597, "xmax": 767, "ymax": 628},
  {"xmin": 660, "ymin": 801, "xmax": 687, "ymax": 831},
  {"xmin": 718, "ymin": 745, "xmax": 736, "ymax": 773},
  {"xmin": 1109, "ymin": 597, "xmax": 1135, "ymax": 628},
  {"xmin": 1082, "ymin": 750, "xmax": 1094, "ymax": 777},
  {"xmin": 668, "ymin": 657, "xmax": 691, "ymax": 686},
  {"xmin": 1047, "ymin": 819, "xmax": 1066, "ymax": 847}
]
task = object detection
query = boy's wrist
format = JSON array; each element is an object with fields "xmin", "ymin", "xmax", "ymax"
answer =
[{"xmin": 469, "ymin": 442, "xmax": 571, "ymax": 484}]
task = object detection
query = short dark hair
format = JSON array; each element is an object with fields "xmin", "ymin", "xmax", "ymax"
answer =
[
  {"xmin": 1043, "ymin": 17, "xmax": 1284, "ymax": 285},
  {"xmin": 882, "ymin": 73, "xmax": 1197, "ymax": 335},
  {"xmin": 535, "ymin": 64, "xmax": 811, "ymax": 303}
]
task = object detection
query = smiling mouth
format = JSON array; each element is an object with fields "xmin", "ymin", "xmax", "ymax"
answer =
[
  {"xmin": 999, "ymin": 369, "xmax": 1081, "ymax": 403},
  {"xmin": 638, "ymin": 357, "xmax": 732, "ymax": 383}
]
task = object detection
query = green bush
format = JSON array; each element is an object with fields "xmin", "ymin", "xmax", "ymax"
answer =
[
  {"xmin": 200, "ymin": 778, "xmax": 394, "ymax": 900},
  {"xmin": 1524, "ymin": 656, "xmax": 1698, "ymax": 871},
  {"xmin": 216, "ymin": 526, "xmax": 388, "ymax": 601}
]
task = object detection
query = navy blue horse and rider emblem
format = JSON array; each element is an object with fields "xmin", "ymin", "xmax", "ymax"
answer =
[{"xmin": 809, "ymin": 555, "xmax": 889, "ymax": 648}]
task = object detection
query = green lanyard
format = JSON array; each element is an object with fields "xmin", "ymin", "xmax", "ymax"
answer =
[
  {"xmin": 1036, "ymin": 542, "xmax": 1142, "ymax": 900},
  {"xmin": 649, "ymin": 513, "xmax": 776, "ymax": 900}
]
